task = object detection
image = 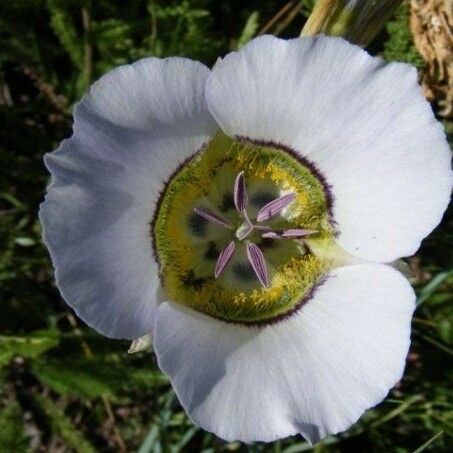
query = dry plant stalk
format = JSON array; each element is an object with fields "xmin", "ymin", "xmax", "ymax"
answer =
[
  {"xmin": 409, "ymin": 0, "xmax": 453, "ymax": 118},
  {"xmin": 301, "ymin": 0, "xmax": 402, "ymax": 46}
]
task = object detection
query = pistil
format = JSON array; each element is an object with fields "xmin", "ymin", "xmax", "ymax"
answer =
[
  {"xmin": 235, "ymin": 221, "xmax": 254, "ymax": 241},
  {"xmin": 193, "ymin": 171, "xmax": 314, "ymax": 288}
]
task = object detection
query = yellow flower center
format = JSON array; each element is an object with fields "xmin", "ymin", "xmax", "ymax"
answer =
[{"xmin": 153, "ymin": 132, "xmax": 336, "ymax": 323}]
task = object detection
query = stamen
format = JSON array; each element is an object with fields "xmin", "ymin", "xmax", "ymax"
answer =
[
  {"xmin": 194, "ymin": 207, "xmax": 231, "ymax": 228},
  {"xmin": 214, "ymin": 241, "xmax": 236, "ymax": 278},
  {"xmin": 234, "ymin": 171, "xmax": 247, "ymax": 214},
  {"xmin": 195, "ymin": 174, "xmax": 315, "ymax": 289},
  {"xmin": 262, "ymin": 229, "xmax": 317, "ymax": 239},
  {"xmin": 256, "ymin": 193, "xmax": 296, "ymax": 222},
  {"xmin": 246, "ymin": 242, "xmax": 269, "ymax": 288}
]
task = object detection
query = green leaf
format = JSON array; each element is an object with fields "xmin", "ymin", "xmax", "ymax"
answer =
[
  {"xmin": 383, "ymin": 4, "xmax": 424, "ymax": 68},
  {"xmin": 0, "ymin": 330, "xmax": 60, "ymax": 367},
  {"xmin": 412, "ymin": 431, "xmax": 444, "ymax": 453},
  {"xmin": 47, "ymin": 0, "xmax": 83, "ymax": 69},
  {"xmin": 33, "ymin": 394, "xmax": 96, "ymax": 453},
  {"xmin": 0, "ymin": 403, "xmax": 30, "ymax": 452},
  {"xmin": 137, "ymin": 425, "xmax": 159, "ymax": 453},
  {"xmin": 236, "ymin": 11, "xmax": 259, "ymax": 49},
  {"xmin": 416, "ymin": 270, "xmax": 453, "ymax": 307},
  {"xmin": 33, "ymin": 358, "xmax": 168, "ymax": 400},
  {"xmin": 130, "ymin": 367, "xmax": 169, "ymax": 389},
  {"xmin": 371, "ymin": 395, "xmax": 423, "ymax": 428},
  {"xmin": 0, "ymin": 192, "xmax": 25, "ymax": 210}
]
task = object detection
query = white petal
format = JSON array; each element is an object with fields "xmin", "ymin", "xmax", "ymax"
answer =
[
  {"xmin": 154, "ymin": 264, "xmax": 415, "ymax": 443},
  {"xmin": 40, "ymin": 58, "xmax": 217, "ymax": 339},
  {"xmin": 206, "ymin": 35, "xmax": 452, "ymax": 262}
]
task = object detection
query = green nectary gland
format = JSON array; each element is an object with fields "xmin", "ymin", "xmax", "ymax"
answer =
[{"xmin": 153, "ymin": 132, "xmax": 335, "ymax": 323}]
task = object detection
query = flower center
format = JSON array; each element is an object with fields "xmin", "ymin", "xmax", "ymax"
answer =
[
  {"xmin": 152, "ymin": 132, "xmax": 335, "ymax": 323},
  {"xmin": 194, "ymin": 172, "xmax": 318, "ymax": 288}
]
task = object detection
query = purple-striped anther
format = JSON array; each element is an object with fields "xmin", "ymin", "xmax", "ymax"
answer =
[
  {"xmin": 194, "ymin": 207, "xmax": 231, "ymax": 228},
  {"xmin": 262, "ymin": 229, "xmax": 316, "ymax": 239},
  {"xmin": 215, "ymin": 241, "xmax": 236, "ymax": 278},
  {"xmin": 256, "ymin": 193, "xmax": 296, "ymax": 222},
  {"xmin": 246, "ymin": 242, "xmax": 269, "ymax": 288},
  {"xmin": 199, "ymin": 173, "xmax": 311, "ymax": 287},
  {"xmin": 234, "ymin": 171, "xmax": 247, "ymax": 213}
]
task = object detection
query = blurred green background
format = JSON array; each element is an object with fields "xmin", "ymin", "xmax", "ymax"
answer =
[{"xmin": 0, "ymin": 1, "xmax": 452, "ymax": 452}]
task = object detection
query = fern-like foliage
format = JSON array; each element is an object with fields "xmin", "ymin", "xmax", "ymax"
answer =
[
  {"xmin": 383, "ymin": 3, "xmax": 425, "ymax": 68},
  {"xmin": 0, "ymin": 403, "xmax": 30, "ymax": 452}
]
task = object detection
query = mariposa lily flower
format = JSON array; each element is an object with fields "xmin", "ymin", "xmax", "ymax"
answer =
[{"xmin": 40, "ymin": 35, "xmax": 452, "ymax": 443}]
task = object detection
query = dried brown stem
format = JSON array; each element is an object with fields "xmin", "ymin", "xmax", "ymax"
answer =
[
  {"xmin": 82, "ymin": 3, "xmax": 93, "ymax": 88},
  {"xmin": 409, "ymin": 0, "xmax": 453, "ymax": 118},
  {"xmin": 258, "ymin": 1, "xmax": 295, "ymax": 35}
]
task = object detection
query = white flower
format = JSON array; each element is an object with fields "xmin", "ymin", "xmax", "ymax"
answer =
[{"xmin": 40, "ymin": 35, "xmax": 452, "ymax": 444}]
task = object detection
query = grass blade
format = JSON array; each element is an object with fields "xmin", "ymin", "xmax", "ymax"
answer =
[
  {"xmin": 416, "ymin": 270, "xmax": 452, "ymax": 306},
  {"xmin": 412, "ymin": 430, "xmax": 443, "ymax": 453}
]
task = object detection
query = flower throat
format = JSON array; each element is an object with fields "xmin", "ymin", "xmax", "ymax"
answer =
[{"xmin": 153, "ymin": 133, "xmax": 334, "ymax": 323}]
